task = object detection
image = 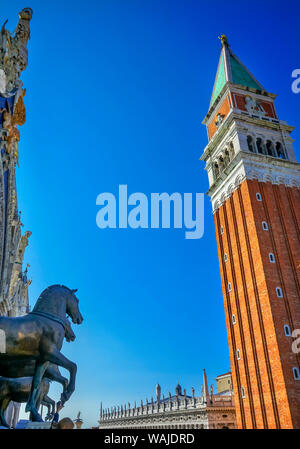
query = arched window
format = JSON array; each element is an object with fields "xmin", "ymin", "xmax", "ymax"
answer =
[
  {"xmin": 284, "ymin": 325, "xmax": 291, "ymax": 336},
  {"xmin": 247, "ymin": 136, "xmax": 255, "ymax": 152},
  {"xmin": 276, "ymin": 142, "xmax": 286, "ymax": 160},
  {"xmin": 232, "ymin": 314, "xmax": 236, "ymax": 324},
  {"xmin": 293, "ymin": 367, "xmax": 300, "ymax": 380},
  {"xmin": 256, "ymin": 193, "xmax": 262, "ymax": 201},
  {"xmin": 219, "ymin": 155, "xmax": 225, "ymax": 172},
  {"xmin": 214, "ymin": 162, "xmax": 220, "ymax": 179},
  {"xmin": 224, "ymin": 150, "xmax": 230, "ymax": 166},
  {"xmin": 266, "ymin": 140, "xmax": 275, "ymax": 157},
  {"xmin": 241, "ymin": 387, "xmax": 246, "ymax": 398},
  {"xmin": 236, "ymin": 349, "xmax": 241, "ymax": 360},
  {"xmin": 269, "ymin": 253, "xmax": 275, "ymax": 263},
  {"xmin": 276, "ymin": 287, "xmax": 283, "ymax": 298},
  {"xmin": 229, "ymin": 141, "xmax": 235, "ymax": 159},
  {"xmin": 256, "ymin": 138, "xmax": 265, "ymax": 154}
]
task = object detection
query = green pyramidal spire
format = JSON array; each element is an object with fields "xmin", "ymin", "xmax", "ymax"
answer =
[{"xmin": 210, "ymin": 35, "xmax": 264, "ymax": 108}]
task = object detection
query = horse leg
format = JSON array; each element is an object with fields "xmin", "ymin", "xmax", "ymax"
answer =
[
  {"xmin": 45, "ymin": 365, "xmax": 68, "ymax": 393},
  {"xmin": 35, "ymin": 397, "xmax": 42, "ymax": 420},
  {"xmin": 0, "ymin": 398, "xmax": 11, "ymax": 428},
  {"xmin": 30, "ymin": 362, "xmax": 49, "ymax": 420},
  {"xmin": 46, "ymin": 349, "xmax": 77, "ymax": 404},
  {"xmin": 45, "ymin": 402, "xmax": 51, "ymax": 420},
  {"xmin": 50, "ymin": 397, "xmax": 55, "ymax": 419},
  {"xmin": 60, "ymin": 376, "xmax": 68, "ymax": 393},
  {"xmin": 25, "ymin": 361, "xmax": 49, "ymax": 421},
  {"xmin": 42, "ymin": 401, "xmax": 51, "ymax": 421},
  {"xmin": 43, "ymin": 396, "xmax": 55, "ymax": 421}
]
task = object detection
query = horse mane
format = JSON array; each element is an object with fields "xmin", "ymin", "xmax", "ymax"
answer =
[
  {"xmin": 43, "ymin": 284, "xmax": 71, "ymax": 292},
  {"xmin": 38, "ymin": 284, "xmax": 71, "ymax": 298},
  {"xmin": 32, "ymin": 285, "xmax": 79, "ymax": 316},
  {"xmin": 32, "ymin": 285, "xmax": 71, "ymax": 310}
]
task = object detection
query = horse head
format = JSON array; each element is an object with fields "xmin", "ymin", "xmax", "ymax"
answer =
[
  {"xmin": 64, "ymin": 287, "xmax": 83, "ymax": 325},
  {"xmin": 32, "ymin": 285, "xmax": 83, "ymax": 326}
]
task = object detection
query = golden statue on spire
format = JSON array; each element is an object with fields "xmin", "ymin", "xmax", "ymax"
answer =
[{"xmin": 218, "ymin": 34, "xmax": 229, "ymax": 46}]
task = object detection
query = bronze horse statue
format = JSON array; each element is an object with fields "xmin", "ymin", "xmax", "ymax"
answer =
[
  {"xmin": 0, "ymin": 319, "xmax": 75, "ymax": 427},
  {"xmin": 0, "ymin": 377, "xmax": 53, "ymax": 428},
  {"xmin": 0, "ymin": 319, "xmax": 75, "ymax": 394},
  {"xmin": 0, "ymin": 284, "xmax": 83, "ymax": 422}
]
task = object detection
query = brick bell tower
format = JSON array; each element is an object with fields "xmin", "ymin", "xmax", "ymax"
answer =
[{"xmin": 201, "ymin": 35, "xmax": 300, "ymax": 429}]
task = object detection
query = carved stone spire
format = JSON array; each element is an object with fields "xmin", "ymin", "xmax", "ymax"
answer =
[
  {"xmin": 0, "ymin": 8, "xmax": 33, "ymax": 94},
  {"xmin": 0, "ymin": 8, "xmax": 33, "ymax": 321},
  {"xmin": 202, "ymin": 369, "xmax": 210, "ymax": 404},
  {"xmin": 155, "ymin": 383, "xmax": 161, "ymax": 403},
  {"xmin": 192, "ymin": 387, "xmax": 195, "ymax": 399}
]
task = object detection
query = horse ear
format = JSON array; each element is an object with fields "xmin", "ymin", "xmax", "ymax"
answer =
[{"xmin": 72, "ymin": 289, "xmax": 78, "ymax": 293}]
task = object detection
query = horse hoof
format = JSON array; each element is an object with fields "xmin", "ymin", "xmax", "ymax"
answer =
[{"xmin": 31, "ymin": 412, "xmax": 43, "ymax": 423}]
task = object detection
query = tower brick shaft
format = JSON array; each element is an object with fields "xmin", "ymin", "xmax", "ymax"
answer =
[{"xmin": 201, "ymin": 36, "xmax": 300, "ymax": 429}]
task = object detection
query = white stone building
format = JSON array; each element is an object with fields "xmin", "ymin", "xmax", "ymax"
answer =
[{"xmin": 98, "ymin": 370, "xmax": 236, "ymax": 429}]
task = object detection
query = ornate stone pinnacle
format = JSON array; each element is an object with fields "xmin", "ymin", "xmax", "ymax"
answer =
[
  {"xmin": 18, "ymin": 8, "xmax": 33, "ymax": 21},
  {"xmin": 0, "ymin": 7, "xmax": 33, "ymax": 93}
]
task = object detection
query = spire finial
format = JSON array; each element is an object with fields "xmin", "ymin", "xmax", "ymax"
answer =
[{"xmin": 218, "ymin": 34, "xmax": 229, "ymax": 46}]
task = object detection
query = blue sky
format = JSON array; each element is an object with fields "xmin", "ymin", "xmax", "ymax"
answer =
[{"xmin": 3, "ymin": 0, "xmax": 300, "ymax": 428}]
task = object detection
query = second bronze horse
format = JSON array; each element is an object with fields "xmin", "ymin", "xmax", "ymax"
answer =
[{"xmin": 0, "ymin": 284, "xmax": 83, "ymax": 422}]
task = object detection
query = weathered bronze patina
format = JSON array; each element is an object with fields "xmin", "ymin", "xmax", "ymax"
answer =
[{"xmin": 0, "ymin": 284, "xmax": 83, "ymax": 423}]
